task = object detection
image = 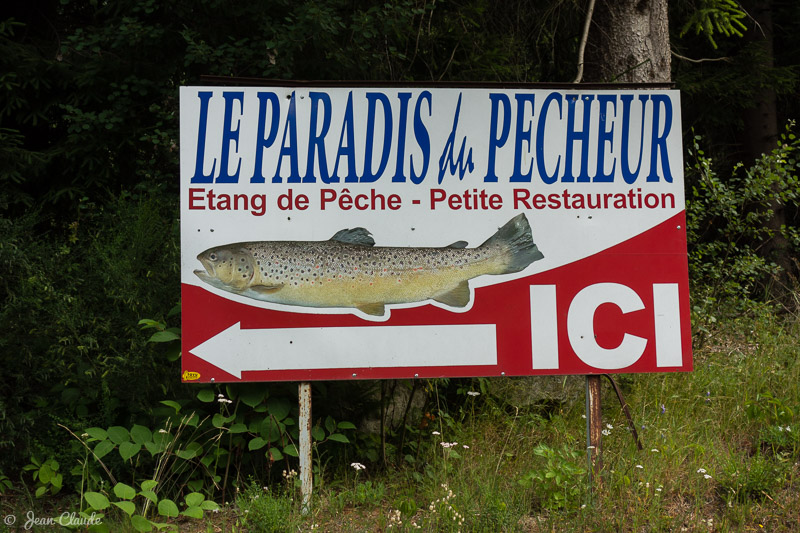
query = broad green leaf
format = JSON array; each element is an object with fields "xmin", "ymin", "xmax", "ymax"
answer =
[
  {"xmin": 176, "ymin": 441, "xmax": 203, "ymax": 460},
  {"xmin": 159, "ymin": 400, "xmax": 181, "ymax": 413},
  {"xmin": 84, "ymin": 491, "xmax": 110, "ymax": 510},
  {"xmin": 85, "ymin": 427, "xmax": 108, "ymax": 441},
  {"xmin": 144, "ymin": 441, "xmax": 161, "ymax": 456},
  {"xmin": 151, "ymin": 430, "xmax": 173, "ymax": 450},
  {"xmin": 38, "ymin": 464, "xmax": 54, "ymax": 484},
  {"xmin": 35, "ymin": 486, "xmax": 46, "ymax": 498},
  {"xmin": 140, "ymin": 479, "xmax": 158, "ymax": 491},
  {"xmin": 311, "ymin": 426, "xmax": 325, "ymax": 441},
  {"xmin": 107, "ymin": 426, "xmax": 130, "ymax": 445},
  {"xmin": 112, "ymin": 501, "xmax": 136, "ymax": 516},
  {"xmin": 248, "ymin": 437, "xmax": 267, "ymax": 451},
  {"xmin": 114, "ymin": 482, "xmax": 136, "ymax": 500},
  {"xmin": 148, "ymin": 330, "xmax": 179, "ymax": 343},
  {"xmin": 182, "ymin": 507, "xmax": 204, "ymax": 519},
  {"xmin": 51, "ymin": 473, "xmax": 63, "ymax": 490},
  {"xmin": 130, "ymin": 515, "xmax": 153, "ymax": 532},
  {"xmin": 184, "ymin": 413, "xmax": 201, "ymax": 427},
  {"xmin": 139, "ymin": 490, "xmax": 158, "ymax": 504},
  {"xmin": 130, "ymin": 425, "xmax": 152, "ymax": 445},
  {"xmin": 119, "ymin": 441, "xmax": 142, "ymax": 461},
  {"xmin": 212, "ymin": 413, "xmax": 226, "ymax": 428},
  {"xmin": 240, "ymin": 387, "xmax": 267, "ymax": 407},
  {"xmin": 327, "ymin": 433, "xmax": 349, "ymax": 444},
  {"xmin": 158, "ymin": 499, "xmax": 179, "ymax": 518},
  {"xmin": 267, "ymin": 397, "xmax": 291, "ymax": 421},
  {"xmin": 138, "ymin": 319, "xmax": 163, "ymax": 329},
  {"xmin": 268, "ymin": 447, "xmax": 284, "ymax": 461},
  {"xmin": 196, "ymin": 389, "xmax": 215, "ymax": 403},
  {"xmin": 94, "ymin": 440, "xmax": 115, "ymax": 459},
  {"xmin": 201, "ymin": 500, "xmax": 220, "ymax": 511},
  {"xmin": 185, "ymin": 492, "xmax": 205, "ymax": 507},
  {"xmin": 283, "ymin": 444, "xmax": 299, "ymax": 457},
  {"xmin": 88, "ymin": 522, "xmax": 110, "ymax": 533},
  {"xmin": 264, "ymin": 418, "xmax": 282, "ymax": 443},
  {"xmin": 229, "ymin": 423, "xmax": 247, "ymax": 433},
  {"xmin": 337, "ymin": 421, "xmax": 357, "ymax": 430},
  {"xmin": 325, "ymin": 416, "xmax": 336, "ymax": 434}
]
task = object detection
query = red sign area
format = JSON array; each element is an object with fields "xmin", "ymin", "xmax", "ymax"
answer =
[{"xmin": 182, "ymin": 212, "xmax": 691, "ymax": 382}]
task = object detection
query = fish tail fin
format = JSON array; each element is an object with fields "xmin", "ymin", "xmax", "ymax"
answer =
[{"xmin": 480, "ymin": 214, "xmax": 544, "ymax": 274}]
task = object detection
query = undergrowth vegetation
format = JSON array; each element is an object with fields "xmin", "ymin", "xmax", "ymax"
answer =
[{"xmin": 1, "ymin": 125, "xmax": 799, "ymax": 531}]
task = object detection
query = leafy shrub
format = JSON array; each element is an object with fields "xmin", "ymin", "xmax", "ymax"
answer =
[
  {"xmin": 518, "ymin": 443, "xmax": 586, "ymax": 510},
  {"xmin": 0, "ymin": 193, "xmax": 179, "ymax": 474},
  {"xmin": 236, "ymin": 482, "xmax": 298, "ymax": 533},
  {"xmin": 685, "ymin": 122, "xmax": 800, "ymax": 323}
]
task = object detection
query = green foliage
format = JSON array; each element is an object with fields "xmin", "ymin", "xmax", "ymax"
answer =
[
  {"xmin": 0, "ymin": 193, "xmax": 179, "ymax": 474},
  {"xmin": 717, "ymin": 452, "xmax": 787, "ymax": 504},
  {"xmin": 22, "ymin": 457, "xmax": 63, "ymax": 498},
  {"xmin": 518, "ymin": 443, "xmax": 586, "ymax": 510},
  {"xmin": 685, "ymin": 123, "xmax": 800, "ymax": 322},
  {"xmin": 235, "ymin": 482, "xmax": 299, "ymax": 533},
  {"xmin": 80, "ymin": 479, "xmax": 219, "ymax": 532},
  {"xmin": 679, "ymin": 0, "xmax": 747, "ymax": 49}
]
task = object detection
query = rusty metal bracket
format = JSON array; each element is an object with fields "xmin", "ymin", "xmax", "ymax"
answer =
[{"xmin": 603, "ymin": 374, "xmax": 643, "ymax": 451}]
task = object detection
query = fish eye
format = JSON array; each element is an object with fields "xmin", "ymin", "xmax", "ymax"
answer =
[{"xmin": 209, "ymin": 253, "xmax": 217, "ymax": 261}]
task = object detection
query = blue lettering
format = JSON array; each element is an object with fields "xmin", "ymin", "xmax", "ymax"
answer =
[
  {"xmin": 563, "ymin": 94, "xmax": 594, "ymax": 183},
  {"xmin": 360, "ymin": 93, "xmax": 393, "ymax": 183},
  {"xmin": 332, "ymin": 92, "xmax": 357, "ymax": 182},
  {"xmin": 216, "ymin": 91, "xmax": 244, "ymax": 183},
  {"xmin": 483, "ymin": 93, "xmax": 511, "ymax": 182},
  {"xmin": 620, "ymin": 94, "xmax": 648, "ymax": 184},
  {"xmin": 594, "ymin": 94, "xmax": 616, "ymax": 182},
  {"xmin": 250, "ymin": 92, "xmax": 280, "ymax": 184},
  {"xmin": 191, "ymin": 91, "xmax": 216, "ymax": 183},
  {"xmin": 510, "ymin": 93, "xmax": 535, "ymax": 182},
  {"xmin": 647, "ymin": 94, "xmax": 673, "ymax": 182},
  {"xmin": 536, "ymin": 92, "xmax": 562, "ymax": 185},
  {"xmin": 304, "ymin": 92, "xmax": 332, "ymax": 183},
  {"xmin": 272, "ymin": 91, "xmax": 300, "ymax": 183},
  {"xmin": 410, "ymin": 91, "xmax": 432, "ymax": 184},
  {"xmin": 392, "ymin": 93, "xmax": 412, "ymax": 182}
]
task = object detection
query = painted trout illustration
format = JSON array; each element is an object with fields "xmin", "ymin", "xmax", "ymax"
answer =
[{"xmin": 193, "ymin": 214, "xmax": 543, "ymax": 316}]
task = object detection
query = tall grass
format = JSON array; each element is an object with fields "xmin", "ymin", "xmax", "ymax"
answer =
[{"xmin": 232, "ymin": 311, "xmax": 799, "ymax": 532}]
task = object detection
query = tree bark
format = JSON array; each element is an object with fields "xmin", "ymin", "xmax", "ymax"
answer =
[
  {"xmin": 583, "ymin": 0, "xmax": 671, "ymax": 84},
  {"xmin": 740, "ymin": 0, "xmax": 793, "ymax": 289}
]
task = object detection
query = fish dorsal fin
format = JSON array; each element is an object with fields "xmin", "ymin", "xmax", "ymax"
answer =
[
  {"xmin": 330, "ymin": 228, "xmax": 375, "ymax": 247},
  {"xmin": 446, "ymin": 240, "xmax": 468, "ymax": 249},
  {"xmin": 432, "ymin": 281, "xmax": 471, "ymax": 308},
  {"xmin": 356, "ymin": 302, "xmax": 386, "ymax": 316},
  {"xmin": 250, "ymin": 284, "xmax": 284, "ymax": 294}
]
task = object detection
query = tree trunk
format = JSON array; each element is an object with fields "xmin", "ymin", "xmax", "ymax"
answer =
[
  {"xmin": 583, "ymin": 0, "xmax": 671, "ymax": 84},
  {"xmin": 741, "ymin": 0, "xmax": 793, "ymax": 290}
]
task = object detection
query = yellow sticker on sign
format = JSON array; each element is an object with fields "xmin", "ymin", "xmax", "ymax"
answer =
[{"xmin": 182, "ymin": 370, "xmax": 201, "ymax": 381}]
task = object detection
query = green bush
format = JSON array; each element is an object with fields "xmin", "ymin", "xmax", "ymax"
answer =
[
  {"xmin": 0, "ymin": 192, "xmax": 179, "ymax": 474},
  {"xmin": 685, "ymin": 122, "xmax": 800, "ymax": 323}
]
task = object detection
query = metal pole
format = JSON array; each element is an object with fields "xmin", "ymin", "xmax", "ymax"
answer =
[
  {"xmin": 585, "ymin": 375, "xmax": 602, "ymax": 488},
  {"xmin": 298, "ymin": 382, "xmax": 312, "ymax": 514}
]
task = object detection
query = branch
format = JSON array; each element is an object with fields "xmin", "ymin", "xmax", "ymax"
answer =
[
  {"xmin": 573, "ymin": 0, "xmax": 597, "ymax": 83},
  {"xmin": 671, "ymin": 50, "xmax": 732, "ymax": 64}
]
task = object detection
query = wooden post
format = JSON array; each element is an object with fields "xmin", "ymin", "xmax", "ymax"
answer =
[
  {"xmin": 585, "ymin": 375, "xmax": 602, "ymax": 488},
  {"xmin": 298, "ymin": 382, "xmax": 312, "ymax": 514}
]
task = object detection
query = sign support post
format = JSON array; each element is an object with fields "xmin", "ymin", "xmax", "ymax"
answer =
[
  {"xmin": 585, "ymin": 375, "xmax": 603, "ymax": 488},
  {"xmin": 298, "ymin": 382, "xmax": 312, "ymax": 514}
]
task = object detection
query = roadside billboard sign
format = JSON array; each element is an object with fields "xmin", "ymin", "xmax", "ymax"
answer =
[{"xmin": 180, "ymin": 85, "xmax": 692, "ymax": 382}]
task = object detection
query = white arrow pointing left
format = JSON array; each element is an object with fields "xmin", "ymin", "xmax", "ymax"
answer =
[{"xmin": 189, "ymin": 322, "xmax": 498, "ymax": 378}]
